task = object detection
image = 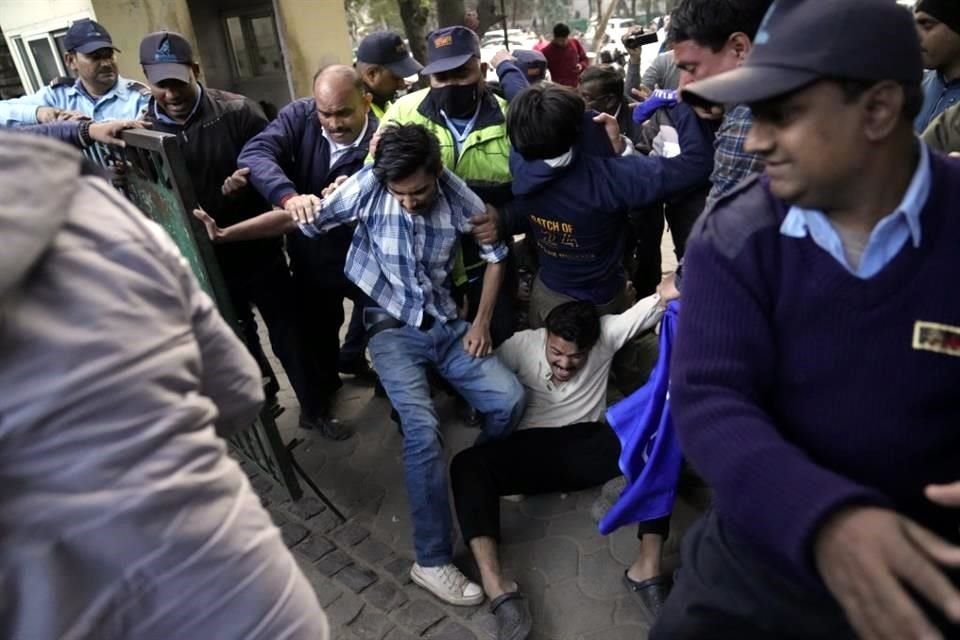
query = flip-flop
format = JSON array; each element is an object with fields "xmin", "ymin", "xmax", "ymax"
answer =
[{"xmin": 490, "ymin": 591, "xmax": 533, "ymax": 640}]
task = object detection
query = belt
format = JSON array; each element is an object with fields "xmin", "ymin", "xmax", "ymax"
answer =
[{"xmin": 363, "ymin": 308, "xmax": 435, "ymax": 340}]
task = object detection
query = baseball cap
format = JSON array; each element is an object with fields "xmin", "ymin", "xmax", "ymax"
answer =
[
  {"xmin": 421, "ymin": 26, "xmax": 481, "ymax": 76},
  {"xmin": 64, "ymin": 19, "xmax": 116, "ymax": 54},
  {"xmin": 513, "ymin": 50, "xmax": 548, "ymax": 83},
  {"xmin": 139, "ymin": 32, "xmax": 195, "ymax": 84},
  {"xmin": 916, "ymin": 0, "xmax": 960, "ymax": 37},
  {"xmin": 681, "ymin": 0, "xmax": 923, "ymax": 107},
  {"xmin": 357, "ymin": 31, "xmax": 423, "ymax": 79}
]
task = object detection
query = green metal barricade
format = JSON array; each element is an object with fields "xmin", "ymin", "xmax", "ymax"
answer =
[{"xmin": 84, "ymin": 130, "xmax": 302, "ymax": 500}]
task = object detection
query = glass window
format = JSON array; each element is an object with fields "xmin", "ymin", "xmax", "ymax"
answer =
[
  {"xmin": 225, "ymin": 13, "xmax": 284, "ymax": 79},
  {"xmin": 225, "ymin": 16, "xmax": 253, "ymax": 78},
  {"xmin": 29, "ymin": 38, "xmax": 61, "ymax": 85},
  {"xmin": 250, "ymin": 16, "xmax": 282, "ymax": 74},
  {"xmin": 13, "ymin": 37, "xmax": 40, "ymax": 91}
]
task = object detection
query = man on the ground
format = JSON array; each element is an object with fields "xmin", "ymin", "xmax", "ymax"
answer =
[
  {"xmin": 451, "ymin": 290, "xmax": 677, "ymax": 639},
  {"xmin": 0, "ymin": 19, "xmax": 150, "ymax": 126},
  {"xmin": 661, "ymin": 2, "xmax": 960, "ymax": 637}
]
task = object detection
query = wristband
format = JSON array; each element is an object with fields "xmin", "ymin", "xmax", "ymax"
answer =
[{"xmin": 78, "ymin": 120, "xmax": 93, "ymax": 147}]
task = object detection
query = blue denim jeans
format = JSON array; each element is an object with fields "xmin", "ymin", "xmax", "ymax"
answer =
[{"xmin": 367, "ymin": 317, "xmax": 526, "ymax": 566}]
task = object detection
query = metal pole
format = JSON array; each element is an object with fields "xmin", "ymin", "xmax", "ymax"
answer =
[{"xmin": 501, "ymin": 0, "xmax": 509, "ymax": 49}]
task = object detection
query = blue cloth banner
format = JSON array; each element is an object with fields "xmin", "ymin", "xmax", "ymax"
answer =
[{"xmin": 599, "ymin": 301, "xmax": 683, "ymax": 535}]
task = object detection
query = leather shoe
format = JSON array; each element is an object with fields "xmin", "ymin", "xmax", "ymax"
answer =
[
  {"xmin": 623, "ymin": 572, "xmax": 672, "ymax": 623},
  {"xmin": 299, "ymin": 415, "xmax": 353, "ymax": 441}
]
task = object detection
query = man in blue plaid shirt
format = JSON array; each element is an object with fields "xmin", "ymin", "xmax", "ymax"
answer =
[{"xmin": 195, "ymin": 124, "xmax": 525, "ymax": 607}]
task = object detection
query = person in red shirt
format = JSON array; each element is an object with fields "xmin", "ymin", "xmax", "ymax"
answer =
[{"xmin": 535, "ymin": 23, "xmax": 589, "ymax": 87}]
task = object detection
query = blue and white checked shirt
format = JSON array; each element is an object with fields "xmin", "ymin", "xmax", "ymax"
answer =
[
  {"xmin": 706, "ymin": 104, "xmax": 765, "ymax": 209},
  {"xmin": 781, "ymin": 144, "xmax": 932, "ymax": 279},
  {"xmin": 300, "ymin": 167, "xmax": 508, "ymax": 327}
]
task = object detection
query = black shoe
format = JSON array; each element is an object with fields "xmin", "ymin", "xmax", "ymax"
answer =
[
  {"xmin": 265, "ymin": 395, "xmax": 285, "ymax": 419},
  {"xmin": 623, "ymin": 572, "xmax": 672, "ymax": 623},
  {"xmin": 338, "ymin": 358, "xmax": 378, "ymax": 382},
  {"xmin": 299, "ymin": 415, "xmax": 353, "ymax": 441}
]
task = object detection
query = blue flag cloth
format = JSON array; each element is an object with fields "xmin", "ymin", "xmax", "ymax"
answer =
[
  {"xmin": 632, "ymin": 89, "xmax": 679, "ymax": 125},
  {"xmin": 599, "ymin": 301, "xmax": 683, "ymax": 535}
]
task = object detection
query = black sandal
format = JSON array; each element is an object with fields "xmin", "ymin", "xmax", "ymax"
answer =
[
  {"xmin": 489, "ymin": 591, "xmax": 533, "ymax": 640},
  {"xmin": 623, "ymin": 572, "xmax": 673, "ymax": 622}
]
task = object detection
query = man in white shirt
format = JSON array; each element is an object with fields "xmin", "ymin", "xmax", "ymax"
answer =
[{"xmin": 450, "ymin": 288, "xmax": 676, "ymax": 640}]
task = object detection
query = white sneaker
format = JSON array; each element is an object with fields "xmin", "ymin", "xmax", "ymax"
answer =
[{"xmin": 410, "ymin": 562, "xmax": 485, "ymax": 606}]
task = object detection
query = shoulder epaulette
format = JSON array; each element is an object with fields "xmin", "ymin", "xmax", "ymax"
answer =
[
  {"xmin": 48, "ymin": 76, "xmax": 75, "ymax": 89},
  {"xmin": 127, "ymin": 80, "xmax": 152, "ymax": 96},
  {"xmin": 706, "ymin": 172, "xmax": 763, "ymax": 215}
]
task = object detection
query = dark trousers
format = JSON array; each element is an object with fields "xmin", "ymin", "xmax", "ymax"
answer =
[
  {"xmin": 237, "ymin": 303, "xmax": 279, "ymax": 399},
  {"xmin": 450, "ymin": 422, "xmax": 669, "ymax": 543},
  {"xmin": 654, "ymin": 509, "xmax": 960, "ymax": 639},
  {"xmin": 226, "ymin": 256, "xmax": 327, "ymax": 418}
]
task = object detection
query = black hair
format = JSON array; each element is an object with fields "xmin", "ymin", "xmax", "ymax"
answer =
[
  {"xmin": 669, "ymin": 0, "xmax": 774, "ymax": 51},
  {"xmin": 544, "ymin": 301, "xmax": 601, "ymax": 351},
  {"xmin": 553, "ymin": 23, "xmax": 571, "ymax": 39},
  {"xmin": 837, "ymin": 78, "xmax": 924, "ymax": 122},
  {"xmin": 507, "ymin": 83, "xmax": 584, "ymax": 160},
  {"xmin": 579, "ymin": 65, "xmax": 625, "ymax": 99},
  {"xmin": 373, "ymin": 124, "xmax": 442, "ymax": 183}
]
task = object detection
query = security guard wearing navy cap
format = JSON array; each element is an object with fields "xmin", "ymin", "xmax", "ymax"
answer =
[
  {"xmin": 0, "ymin": 18, "xmax": 149, "ymax": 127},
  {"xmin": 139, "ymin": 31, "xmax": 352, "ymax": 441}
]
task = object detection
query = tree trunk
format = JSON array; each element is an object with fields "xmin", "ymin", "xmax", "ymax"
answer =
[
  {"xmin": 475, "ymin": 0, "xmax": 505, "ymax": 36},
  {"xmin": 645, "ymin": 0, "xmax": 653, "ymax": 23},
  {"xmin": 435, "ymin": 0, "xmax": 465, "ymax": 27},
  {"xmin": 591, "ymin": 0, "xmax": 619, "ymax": 52},
  {"xmin": 397, "ymin": 0, "xmax": 430, "ymax": 65}
]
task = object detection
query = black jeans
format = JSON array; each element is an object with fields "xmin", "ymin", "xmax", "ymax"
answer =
[
  {"xmin": 652, "ymin": 509, "xmax": 960, "ymax": 639},
  {"xmin": 450, "ymin": 422, "xmax": 669, "ymax": 543},
  {"xmin": 226, "ymin": 255, "xmax": 327, "ymax": 418}
]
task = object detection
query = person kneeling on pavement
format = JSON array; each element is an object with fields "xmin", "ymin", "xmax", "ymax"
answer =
[{"xmin": 450, "ymin": 283, "xmax": 678, "ymax": 640}]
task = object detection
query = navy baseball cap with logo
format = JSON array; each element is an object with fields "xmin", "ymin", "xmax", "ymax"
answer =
[
  {"xmin": 513, "ymin": 50, "xmax": 548, "ymax": 83},
  {"xmin": 64, "ymin": 19, "xmax": 117, "ymax": 54},
  {"xmin": 421, "ymin": 26, "xmax": 481, "ymax": 76},
  {"xmin": 139, "ymin": 31, "xmax": 195, "ymax": 84},
  {"xmin": 682, "ymin": 0, "xmax": 923, "ymax": 107},
  {"xmin": 357, "ymin": 31, "xmax": 423, "ymax": 78}
]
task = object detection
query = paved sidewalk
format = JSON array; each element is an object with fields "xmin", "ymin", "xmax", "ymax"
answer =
[{"xmin": 243, "ymin": 369, "xmax": 704, "ymax": 640}]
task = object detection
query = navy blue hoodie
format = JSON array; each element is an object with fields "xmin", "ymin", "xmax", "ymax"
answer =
[{"xmin": 510, "ymin": 102, "xmax": 714, "ymax": 304}]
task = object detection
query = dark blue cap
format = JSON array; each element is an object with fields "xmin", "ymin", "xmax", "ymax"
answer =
[
  {"xmin": 64, "ymin": 19, "xmax": 116, "ymax": 54},
  {"xmin": 513, "ymin": 50, "xmax": 547, "ymax": 83},
  {"xmin": 421, "ymin": 26, "xmax": 481, "ymax": 76},
  {"xmin": 139, "ymin": 32, "xmax": 195, "ymax": 84},
  {"xmin": 357, "ymin": 31, "xmax": 423, "ymax": 79},
  {"xmin": 682, "ymin": 0, "xmax": 923, "ymax": 106}
]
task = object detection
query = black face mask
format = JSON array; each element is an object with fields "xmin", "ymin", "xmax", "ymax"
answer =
[{"xmin": 432, "ymin": 83, "xmax": 480, "ymax": 118}]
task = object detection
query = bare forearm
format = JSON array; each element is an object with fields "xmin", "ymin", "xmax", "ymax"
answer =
[
  {"xmin": 218, "ymin": 209, "xmax": 296, "ymax": 243},
  {"xmin": 473, "ymin": 261, "xmax": 505, "ymax": 328}
]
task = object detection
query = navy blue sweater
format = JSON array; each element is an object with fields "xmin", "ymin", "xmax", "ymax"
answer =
[
  {"xmin": 672, "ymin": 155, "xmax": 960, "ymax": 585},
  {"xmin": 509, "ymin": 102, "xmax": 714, "ymax": 304},
  {"xmin": 238, "ymin": 98, "xmax": 377, "ymax": 285}
]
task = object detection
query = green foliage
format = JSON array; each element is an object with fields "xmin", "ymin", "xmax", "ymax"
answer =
[{"xmin": 344, "ymin": 0, "xmax": 432, "ymax": 40}]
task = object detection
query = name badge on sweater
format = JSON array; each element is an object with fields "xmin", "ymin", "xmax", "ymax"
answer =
[{"xmin": 913, "ymin": 321, "xmax": 960, "ymax": 357}]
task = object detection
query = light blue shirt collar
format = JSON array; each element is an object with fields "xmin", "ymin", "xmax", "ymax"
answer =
[
  {"xmin": 68, "ymin": 78, "xmax": 121, "ymax": 103},
  {"xmin": 780, "ymin": 143, "xmax": 931, "ymax": 279}
]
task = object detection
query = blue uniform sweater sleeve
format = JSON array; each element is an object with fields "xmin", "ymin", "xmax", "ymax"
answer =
[
  {"xmin": 20, "ymin": 121, "xmax": 82, "ymax": 147},
  {"xmin": 237, "ymin": 100, "xmax": 306, "ymax": 206},
  {"xmin": 602, "ymin": 101, "xmax": 714, "ymax": 209},
  {"xmin": 671, "ymin": 194, "xmax": 891, "ymax": 585},
  {"xmin": 495, "ymin": 61, "xmax": 530, "ymax": 103},
  {"xmin": 0, "ymin": 87, "xmax": 57, "ymax": 126}
]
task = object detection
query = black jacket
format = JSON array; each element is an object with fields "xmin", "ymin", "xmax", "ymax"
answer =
[{"xmin": 145, "ymin": 86, "xmax": 281, "ymax": 278}]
